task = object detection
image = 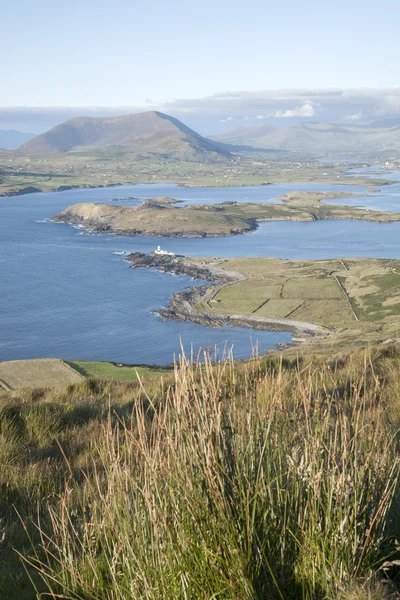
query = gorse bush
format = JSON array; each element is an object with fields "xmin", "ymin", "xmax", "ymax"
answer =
[{"xmin": 18, "ymin": 350, "xmax": 400, "ymax": 600}]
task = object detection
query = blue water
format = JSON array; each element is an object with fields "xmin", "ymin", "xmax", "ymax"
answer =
[
  {"xmin": 19, "ymin": 181, "xmax": 370, "ymax": 207},
  {"xmin": 346, "ymin": 166, "xmax": 400, "ymax": 182},
  {"xmin": 325, "ymin": 181, "xmax": 400, "ymax": 212},
  {"xmin": 1, "ymin": 181, "xmax": 400, "ymax": 364}
]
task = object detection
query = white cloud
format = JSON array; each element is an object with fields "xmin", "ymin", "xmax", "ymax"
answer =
[
  {"xmin": 344, "ymin": 110, "xmax": 363, "ymax": 121},
  {"xmin": 4, "ymin": 88, "xmax": 400, "ymax": 135},
  {"xmin": 161, "ymin": 88, "xmax": 400, "ymax": 124},
  {"xmin": 243, "ymin": 114, "xmax": 273, "ymax": 121},
  {"xmin": 274, "ymin": 103, "xmax": 315, "ymax": 118}
]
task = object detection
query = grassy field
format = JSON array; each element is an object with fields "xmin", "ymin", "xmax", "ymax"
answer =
[
  {"xmin": 0, "ymin": 359, "xmax": 171, "ymax": 389},
  {"xmin": 0, "ymin": 150, "xmax": 394, "ymax": 196},
  {"xmin": 0, "ymin": 359, "xmax": 83, "ymax": 390},
  {"xmin": 67, "ymin": 360, "xmax": 171, "ymax": 381},
  {"xmin": 0, "ymin": 347, "xmax": 400, "ymax": 599},
  {"xmin": 193, "ymin": 258, "xmax": 400, "ymax": 349}
]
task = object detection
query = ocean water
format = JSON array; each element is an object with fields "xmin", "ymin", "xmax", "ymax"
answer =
[
  {"xmin": 1, "ymin": 181, "xmax": 400, "ymax": 364},
  {"xmin": 325, "ymin": 181, "xmax": 400, "ymax": 212}
]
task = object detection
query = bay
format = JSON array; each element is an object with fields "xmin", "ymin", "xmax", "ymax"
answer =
[{"xmin": 1, "ymin": 181, "xmax": 400, "ymax": 364}]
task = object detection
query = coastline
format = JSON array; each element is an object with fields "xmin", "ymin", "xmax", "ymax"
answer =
[
  {"xmin": 0, "ymin": 181, "xmax": 126, "ymax": 198},
  {"xmin": 127, "ymin": 253, "xmax": 330, "ymax": 340},
  {"xmin": 1, "ymin": 174, "xmax": 394, "ymax": 199}
]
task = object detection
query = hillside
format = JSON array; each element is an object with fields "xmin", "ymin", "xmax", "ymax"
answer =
[
  {"xmin": 213, "ymin": 120, "xmax": 400, "ymax": 154},
  {"xmin": 0, "ymin": 129, "xmax": 34, "ymax": 149},
  {"xmin": 17, "ymin": 111, "xmax": 231, "ymax": 161},
  {"xmin": 1, "ymin": 347, "xmax": 400, "ymax": 599}
]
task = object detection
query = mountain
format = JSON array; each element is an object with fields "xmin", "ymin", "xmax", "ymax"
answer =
[
  {"xmin": 211, "ymin": 121, "xmax": 400, "ymax": 154},
  {"xmin": 0, "ymin": 129, "xmax": 35, "ymax": 149},
  {"xmin": 18, "ymin": 111, "xmax": 231, "ymax": 160},
  {"xmin": 215, "ymin": 124, "xmax": 279, "ymax": 145}
]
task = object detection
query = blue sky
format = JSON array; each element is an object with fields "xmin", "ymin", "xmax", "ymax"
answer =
[{"xmin": 2, "ymin": 0, "xmax": 399, "ymax": 107}]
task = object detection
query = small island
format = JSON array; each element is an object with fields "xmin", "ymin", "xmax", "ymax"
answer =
[
  {"xmin": 52, "ymin": 196, "xmax": 257, "ymax": 237},
  {"xmin": 52, "ymin": 191, "xmax": 400, "ymax": 238}
]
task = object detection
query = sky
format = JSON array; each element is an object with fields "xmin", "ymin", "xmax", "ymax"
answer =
[{"xmin": 1, "ymin": 0, "xmax": 399, "ymax": 134}]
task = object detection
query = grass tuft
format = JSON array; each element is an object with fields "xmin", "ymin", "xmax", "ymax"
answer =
[{"xmin": 11, "ymin": 348, "xmax": 399, "ymax": 600}]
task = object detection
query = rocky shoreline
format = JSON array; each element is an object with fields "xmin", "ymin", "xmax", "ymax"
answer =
[{"xmin": 127, "ymin": 253, "xmax": 329, "ymax": 339}]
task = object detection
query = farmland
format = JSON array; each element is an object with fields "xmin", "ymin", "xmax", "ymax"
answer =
[{"xmin": 0, "ymin": 358, "xmax": 83, "ymax": 390}]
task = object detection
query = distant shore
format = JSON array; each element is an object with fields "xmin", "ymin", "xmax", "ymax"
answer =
[
  {"xmin": 0, "ymin": 181, "xmax": 124, "ymax": 198},
  {"xmin": 1, "ymin": 173, "xmax": 396, "ymax": 198}
]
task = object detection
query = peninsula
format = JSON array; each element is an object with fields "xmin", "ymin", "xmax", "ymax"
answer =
[{"xmin": 128, "ymin": 252, "xmax": 400, "ymax": 351}]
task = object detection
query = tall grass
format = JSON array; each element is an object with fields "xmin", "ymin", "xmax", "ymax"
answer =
[{"xmin": 22, "ymin": 351, "xmax": 400, "ymax": 600}]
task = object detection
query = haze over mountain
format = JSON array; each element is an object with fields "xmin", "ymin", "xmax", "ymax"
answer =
[
  {"xmin": 18, "ymin": 111, "xmax": 231, "ymax": 161},
  {"xmin": 213, "ymin": 119, "xmax": 400, "ymax": 154},
  {"xmin": 368, "ymin": 116, "xmax": 400, "ymax": 129},
  {"xmin": 0, "ymin": 129, "xmax": 34, "ymax": 149},
  {"xmin": 212, "ymin": 119, "xmax": 400, "ymax": 155},
  {"xmin": 16, "ymin": 109, "xmax": 400, "ymax": 160}
]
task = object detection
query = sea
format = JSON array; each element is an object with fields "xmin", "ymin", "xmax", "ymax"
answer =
[{"xmin": 1, "ymin": 172, "xmax": 400, "ymax": 364}]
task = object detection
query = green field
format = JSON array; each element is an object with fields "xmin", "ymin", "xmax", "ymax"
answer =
[
  {"xmin": 193, "ymin": 257, "xmax": 400, "ymax": 349},
  {"xmin": 67, "ymin": 360, "xmax": 172, "ymax": 381},
  {"xmin": 0, "ymin": 359, "xmax": 172, "ymax": 390}
]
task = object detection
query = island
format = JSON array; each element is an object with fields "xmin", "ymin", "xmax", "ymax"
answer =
[
  {"xmin": 52, "ymin": 197, "xmax": 258, "ymax": 237},
  {"xmin": 52, "ymin": 191, "xmax": 400, "ymax": 238}
]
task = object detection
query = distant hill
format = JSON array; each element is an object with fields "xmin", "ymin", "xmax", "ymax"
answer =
[
  {"xmin": 367, "ymin": 116, "xmax": 400, "ymax": 129},
  {"xmin": 18, "ymin": 111, "xmax": 231, "ymax": 161},
  {"xmin": 212, "ymin": 120, "xmax": 400, "ymax": 154},
  {"xmin": 215, "ymin": 124, "xmax": 279, "ymax": 145},
  {"xmin": 0, "ymin": 129, "xmax": 34, "ymax": 149}
]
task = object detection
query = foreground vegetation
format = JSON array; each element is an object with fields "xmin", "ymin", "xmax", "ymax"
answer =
[{"xmin": 1, "ymin": 346, "xmax": 400, "ymax": 598}]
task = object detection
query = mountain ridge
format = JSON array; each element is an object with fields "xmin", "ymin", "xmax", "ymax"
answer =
[
  {"xmin": 17, "ymin": 111, "xmax": 232, "ymax": 160},
  {"xmin": 211, "ymin": 120, "xmax": 400, "ymax": 154}
]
